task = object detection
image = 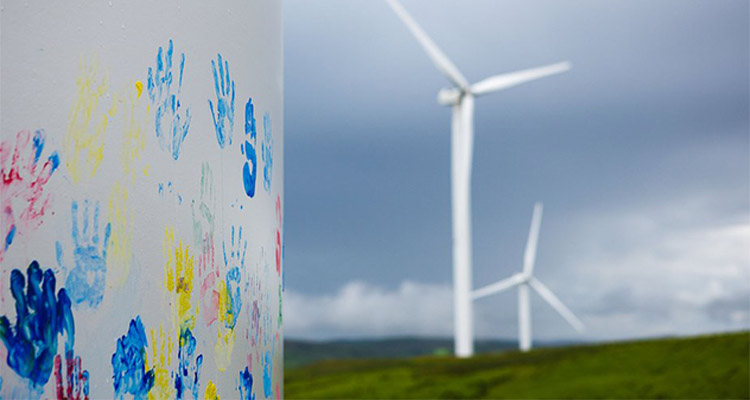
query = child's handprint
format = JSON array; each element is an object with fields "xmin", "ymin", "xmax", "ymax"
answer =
[
  {"xmin": 238, "ymin": 367, "xmax": 255, "ymax": 400},
  {"xmin": 191, "ymin": 162, "xmax": 215, "ymax": 248},
  {"xmin": 175, "ymin": 328, "xmax": 203, "ymax": 400},
  {"xmin": 215, "ymin": 225, "xmax": 247, "ymax": 371},
  {"xmin": 58, "ymin": 200, "xmax": 111, "ymax": 308},
  {"xmin": 0, "ymin": 261, "xmax": 74, "ymax": 388},
  {"xmin": 112, "ymin": 317, "xmax": 155, "ymax": 399},
  {"xmin": 0, "ymin": 130, "xmax": 60, "ymax": 261},
  {"xmin": 241, "ymin": 99, "xmax": 257, "ymax": 198},
  {"xmin": 164, "ymin": 228, "xmax": 197, "ymax": 333},
  {"xmin": 261, "ymin": 112, "xmax": 273, "ymax": 192},
  {"xmin": 208, "ymin": 54, "xmax": 235, "ymax": 149},
  {"xmin": 221, "ymin": 225, "xmax": 246, "ymax": 330},
  {"xmin": 147, "ymin": 326, "xmax": 174, "ymax": 400},
  {"xmin": 147, "ymin": 39, "xmax": 191, "ymax": 160},
  {"xmin": 54, "ymin": 350, "xmax": 90, "ymax": 400},
  {"xmin": 65, "ymin": 55, "xmax": 115, "ymax": 184}
]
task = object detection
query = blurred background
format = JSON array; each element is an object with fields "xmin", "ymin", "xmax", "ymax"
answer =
[
  {"xmin": 284, "ymin": 0, "xmax": 748, "ymax": 342},
  {"xmin": 282, "ymin": 0, "xmax": 748, "ymax": 397}
]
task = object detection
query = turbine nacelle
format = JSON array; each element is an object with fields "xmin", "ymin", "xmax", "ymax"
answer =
[{"xmin": 437, "ymin": 88, "xmax": 462, "ymax": 106}]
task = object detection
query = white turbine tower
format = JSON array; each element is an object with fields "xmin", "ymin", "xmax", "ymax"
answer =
[
  {"xmin": 385, "ymin": 0, "xmax": 571, "ymax": 357},
  {"xmin": 473, "ymin": 202, "xmax": 585, "ymax": 352}
]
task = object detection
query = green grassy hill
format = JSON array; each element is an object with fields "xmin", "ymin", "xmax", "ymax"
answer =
[{"xmin": 285, "ymin": 331, "xmax": 749, "ymax": 399}]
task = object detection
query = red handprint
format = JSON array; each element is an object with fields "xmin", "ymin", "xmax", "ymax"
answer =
[
  {"xmin": 0, "ymin": 130, "xmax": 60, "ymax": 261},
  {"xmin": 54, "ymin": 350, "xmax": 90, "ymax": 400},
  {"xmin": 198, "ymin": 231, "xmax": 220, "ymax": 326}
]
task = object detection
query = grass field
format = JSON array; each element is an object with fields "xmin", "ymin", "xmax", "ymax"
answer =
[{"xmin": 285, "ymin": 331, "xmax": 749, "ymax": 399}]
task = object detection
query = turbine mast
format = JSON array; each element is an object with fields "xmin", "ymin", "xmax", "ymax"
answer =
[
  {"xmin": 519, "ymin": 282, "xmax": 531, "ymax": 352},
  {"xmin": 452, "ymin": 97, "xmax": 474, "ymax": 357}
]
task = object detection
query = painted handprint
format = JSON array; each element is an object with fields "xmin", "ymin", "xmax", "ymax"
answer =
[
  {"xmin": 262, "ymin": 350, "xmax": 273, "ymax": 398},
  {"xmin": 0, "ymin": 130, "xmax": 60, "ymax": 261},
  {"xmin": 204, "ymin": 381, "xmax": 219, "ymax": 400},
  {"xmin": 147, "ymin": 326, "xmax": 174, "ymax": 400},
  {"xmin": 54, "ymin": 350, "xmax": 90, "ymax": 400},
  {"xmin": 261, "ymin": 112, "xmax": 272, "ymax": 192},
  {"xmin": 193, "ymin": 163, "xmax": 218, "ymax": 327},
  {"xmin": 208, "ymin": 54, "xmax": 235, "ymax": 149},
  {"xmin": 215, "ymin": 225, "xmax": 247, "ymax": 371},
  {"xmin": 112, "ymin": 316, "xmax": 155, "ymax": 399},
  {"xmin": 221, "ymin": 225, "xmax": 246, "ymax": 331},
  {"xmin": 241, "ymin": 99, "xmax": 257, "ymax": 198},
  {"xmin": 164, "ymin": 228, "xmax": 197, "ymax": 333},
  {"xmin": 0, "ymin": 262, "xmax": 74, "ymax": 390},
  {"xmin": 238, "ymin": 367, "xmax": 255, "ymax": 400},
  {"xmin": 147, "ymin": 39, "xmax": 191, "ymax": 160},
  {"xmin": 192, "ymin": 162, "xmax": 216, "ymax": 247},
  {"xmin": 65, "ymin": 55, "xmax": 115, "ymax": 183},
  {"xmin": 175, "ymin": 328, "xmax": 203, "ymax": 400},
  {"xmin": 57, "ymin": 200, "xmax": 112, "ymax": 308}
]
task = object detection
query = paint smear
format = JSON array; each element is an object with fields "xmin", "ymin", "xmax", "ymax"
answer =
[
  {"xmin": 146, "ymin": 326, "xmax": 174, "ymax": 400},
  {"xmin": 261, "ymin": 112, "xmax": 272, "ymax": 192},
  {"xmin": 54, "ymin": 350, "xmax": 90, "ymax": 400},
  {"xmin": 164, "ymin": 228, "xmax": 197, "ymax": 333},
  {"xmin": 215, "ymin": 226, "xmax": 247, "ymax": 371},
  {"xmin": 112, "ymin": 316, "xmax": 154, "ymax": 399},
  {"xmin": 241, "ymin": 98, "xmax": 257, "ymax": 198},
  {"xmin": 204, "ymin": 380, "xmax": 220, "ymax": 400},
  {"xmin": 64, "ymin": 54, "xmax": 116, "ymax": 184},
  {"xmin": 238, "ymin": 367, "xmax": 254, "ymax": 400},
  {"xmin": 0, "ymin": 262, "xmax": 74, "ymax": 388},
  {"xmin": 275, "ymin": 195, "xmax": 282, "ymax": 277},
  {"xmin": 121, "ymin": 80, "xmax": 147, "ymax": 183},
  {"xmin": 262, "ymin": 351, "xmax": 272, "ymax": 398},
  {"xmin": 106, "ymin": 182, "xmax": 131, "ymax": 288},
  {"xmin": 175, "ymin": 328, "xmax": 203, "ymax": 400},
  {"xmin": 193, "ymin": 163, "xmax": 219, "ymax": 327},
  {"xmin": 0, "ymin": 130, "xmax": 60, "ymax": 262}
]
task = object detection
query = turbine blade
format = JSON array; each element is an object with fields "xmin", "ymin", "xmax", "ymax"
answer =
[
  {"xmin": 473, "ymin": 273, "xmax": 524, "ymax": 300},
  {"xmin": 470, "ymin": 62, "xmax": 571, "ymax": 96},
  {"xmin": 385, "ymin": 0, "xmax": 469, "ymax": 89},
  {"xmin": 528, "ymin": 278, "xmax": 585, "ymax": 333},
  {"xmin": 523, "ymin": 202, "xmax": 543, "ymax": 276}
]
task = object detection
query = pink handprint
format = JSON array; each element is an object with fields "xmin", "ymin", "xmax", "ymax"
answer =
[{"xmin": 0, "ymin": 130, "xmax": 60, "ymax": 261}]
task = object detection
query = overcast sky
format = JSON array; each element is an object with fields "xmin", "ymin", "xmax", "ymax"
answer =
[{"xmin": 282, "ymin": 0, "xmax": 749, "ymax": 342}]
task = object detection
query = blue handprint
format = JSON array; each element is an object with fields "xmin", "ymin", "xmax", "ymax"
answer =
[
  {"xmin": 262, "ymin": 350, "xmax": 272, "ymax": 398},
  {"xmin": 111, "ymin": 316, "xmax": 154, "ymax": 399},
  {"xmin": 208, "ymin": 54, "xmax": 235, "ymax": 149},
  {"xmin": 147, "ymin": 39, "xmax": 191, "ymax": 160},
  {"xmin": 58, "ymin": 200, "xmax": 111, "ymax": 308},
  {"xmin": 238, "ymin": 367, "xmax": 255, "ymax": 400},
  {"xmin": 0, "ymin": 261, "xmax": 74, "ymax": 389},
  {"xmin": 175, "ymin": 328, "xmax": 203, "ymax": 400},
  {"xmin": 222, "ymin": 225, "xmax": 246, "ymax": 329},
  {"xmin": 261, "ymin": 112, "xmax": 273, "ymax": 192},
  {"xmin": 241, "ymin": 99, "xmax": 257, "ymax": 198}
]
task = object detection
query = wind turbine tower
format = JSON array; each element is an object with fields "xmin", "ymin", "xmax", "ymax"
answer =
[
  {"xmin": 474, "ymin": 203, "xmax": 585, "ymax": 352},
  {"xmin": 385, "ymin": 0, "xmax": 572, "ymax": 357}
]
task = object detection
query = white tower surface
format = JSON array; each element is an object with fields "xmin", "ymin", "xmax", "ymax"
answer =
[{"xmin": 385, "ymin": 0, "xmax": 572, "ymax": 357}]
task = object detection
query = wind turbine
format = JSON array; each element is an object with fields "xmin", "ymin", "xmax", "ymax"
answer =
[
  {"xmin": 473, "ymin": 202, "xmax": 585, "ymax": 352},
  {"xmin": 385, "ymin": 0, "xmax": 571, "ymax": 357}
]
